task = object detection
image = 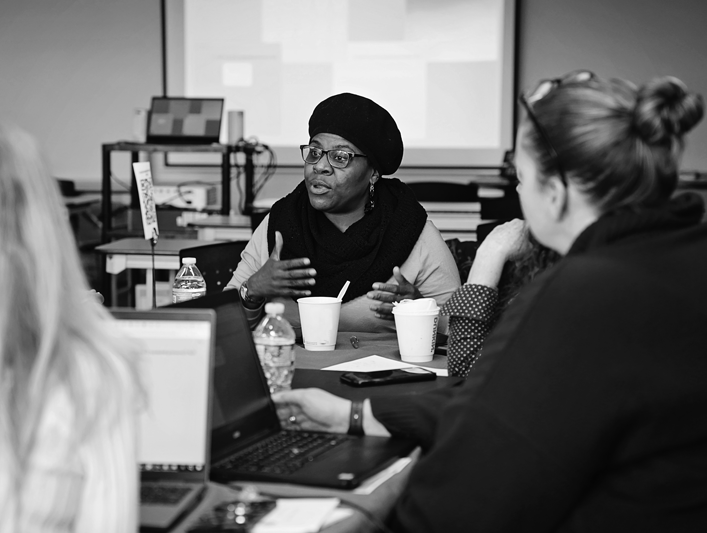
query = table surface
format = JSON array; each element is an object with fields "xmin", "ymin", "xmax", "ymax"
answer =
[
  {"xmin": 167, "ymin": 330, "xmax": 455, "ymax": 533},
  {"xmin": 95, "ymin": 238, "xmax": 214, "ymax": 256},
  {"xmin": 295, "ymin": 330, "xmax": 448, "ymax": 371}
]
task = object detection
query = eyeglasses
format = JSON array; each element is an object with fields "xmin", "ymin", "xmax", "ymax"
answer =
[
  {"xmin": 518, "ymin": 70, "xmax": 596, "ymax": 185},
  {"xmin": 300, "ymin": 145, "xmax": 367, "ymax": 169}
]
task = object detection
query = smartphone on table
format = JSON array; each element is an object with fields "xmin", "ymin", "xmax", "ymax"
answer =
[{"xmin": 340, "ymin": 367, "xmax": 437, "ymax": 387}]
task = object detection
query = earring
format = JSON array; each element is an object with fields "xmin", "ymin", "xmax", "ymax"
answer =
[{"xmin": 365, "ymin": 181, "xmax": 376, "ymax": 213}]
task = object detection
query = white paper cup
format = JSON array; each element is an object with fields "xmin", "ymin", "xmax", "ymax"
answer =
[
  {"xmin": 297, "ymin": 297, "xmax": 341, "ymax": 351},
  {"xmin": 392, "ymin": 299, "xmax": 440, "ymax": 363}
]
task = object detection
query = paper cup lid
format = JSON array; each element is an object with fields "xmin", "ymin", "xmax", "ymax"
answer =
[{"xmin": 392, "ymin": 298, "xmax": 439, "ymax": 314}]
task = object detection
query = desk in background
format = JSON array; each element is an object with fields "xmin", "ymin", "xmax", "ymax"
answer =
[
  {"xmin": 101, "ymin": 142, "xmax": 235, "ymax": 245},
  {"xmin": 187, "ymin": 213, "xmax": 253, "ymax": 241},
  {"xmin": 95, "ymin": 237, "xmax": 212, "ymax": 307}
]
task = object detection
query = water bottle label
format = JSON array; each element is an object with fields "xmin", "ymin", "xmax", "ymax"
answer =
[
  {"xmin": 172, "ymin": 288, "xmax": 207, "ymax": 303},
  {"xmin": 254, "ymin": 343, "xmax": 295, "ymax": 393}
]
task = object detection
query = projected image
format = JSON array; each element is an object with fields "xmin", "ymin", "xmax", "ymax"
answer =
[{"xmin": 173, "ymin": 0, "xmax": 515, "ymax": 166}]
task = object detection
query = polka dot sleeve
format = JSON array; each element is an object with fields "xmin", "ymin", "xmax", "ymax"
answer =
[{"xmin": 441, "ymin": 284, "xmax": 499, "ymax": 378}]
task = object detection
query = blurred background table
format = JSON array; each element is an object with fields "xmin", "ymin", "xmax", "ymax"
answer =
[
  {"xmin": 95, "ymin": 237, "xmax": 212, "ymax": 307},
  {"xmin": 187, "ymin": 213, "xmax": 253, "ymax": 241}
]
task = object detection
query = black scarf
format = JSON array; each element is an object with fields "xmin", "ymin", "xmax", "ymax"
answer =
[
  {"xmin": 266, "ymin": 178, "xmax": 428, "ymax": 302},
  {"xmin": 568, "ymin": 193, "xmax": 705, "ymax": 256}
]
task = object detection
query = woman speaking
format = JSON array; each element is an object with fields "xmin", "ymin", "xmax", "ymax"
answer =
[{"xmin": 228, "ymin": 93, "xmax": 460, "ymax": 331}]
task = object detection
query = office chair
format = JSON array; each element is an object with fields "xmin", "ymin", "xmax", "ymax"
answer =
[
  {"xmin": 445, "ymin": 238, "xmax": 478, "ymax": 282},
  {"xmin": 179, "ymin": 240, "xmax": 248, "ymax": 295},
  {"xmin": 479, "ymin": 184, "xmax": 522, "ymax": 221},
  {"xmin": 406, "ymin": 181, "xmax": 479, "ymax": 202}
]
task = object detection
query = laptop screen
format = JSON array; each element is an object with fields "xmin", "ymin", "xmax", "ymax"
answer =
[
  {"xmin": 168, "ymin": 291, "xmax": 280, "ymax": 457},
  {"xmin": 114, "ymin": 313, "xmax": 214, "ymax": 472},
  {"xmin": 146, "ymin": 97, "xmax": 224, "ymax": 144}
]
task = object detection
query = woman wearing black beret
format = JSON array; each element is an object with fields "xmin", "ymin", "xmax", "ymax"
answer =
[{"xmin": 227, "ymin": 93, "xmax": 460, "ymax": 331}]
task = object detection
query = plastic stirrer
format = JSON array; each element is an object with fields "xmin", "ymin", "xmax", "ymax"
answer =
[{"xmin": 336, "ymin": 280, "xmax": 351, "ymax": 301}]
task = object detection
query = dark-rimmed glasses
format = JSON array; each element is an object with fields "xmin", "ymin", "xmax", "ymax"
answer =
[
  {"xmin": 518, "ymin": 70, "xmax": 596, "ymax": 185},
  {"xmin": 300, "ymin": 145, "xmax": 368, "ymax": 169}
]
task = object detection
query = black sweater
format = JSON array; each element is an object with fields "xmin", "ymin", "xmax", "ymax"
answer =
[{"xmin": 372, "ymin": 194, "xmax": 707, "ymax": 532}]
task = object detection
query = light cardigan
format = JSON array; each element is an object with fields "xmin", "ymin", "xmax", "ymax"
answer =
[
  {"xmin": 226, "ymin": 214, "xmax": 461, "ymax": 332},
  {"xmin": 0, "ymin": 355, "xmax": 138, "ymax": 533}
]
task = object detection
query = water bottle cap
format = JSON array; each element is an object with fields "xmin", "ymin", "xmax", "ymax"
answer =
[
  {"xmin": 264, "ymin": 302, "xmax": 285, "ymax": 315},
  {"xmin": 182, "ymin": 257, "xmax": 196, "ymax": 265}
]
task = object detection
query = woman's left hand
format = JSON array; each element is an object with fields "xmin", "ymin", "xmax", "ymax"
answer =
[{"xmin": 367, "ymin": 266, "xmax": 422, "ymax": 320}]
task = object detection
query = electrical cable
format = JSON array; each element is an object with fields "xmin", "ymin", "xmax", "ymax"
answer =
[
  {"xmin": 110, "ymin": 172, "xmax": 132, "ymax": 191},
  {"xmin": 229, "ymin": 137, "xmax": 278, "ymax": 214}
]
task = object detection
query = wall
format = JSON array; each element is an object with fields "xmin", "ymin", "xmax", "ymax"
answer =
[
  {"xmin": 0, "ymin": 0, "xmax": 162, "ymax": 184},
  {"xmin": 517, "ymin": 0, "xmax": 707, "ymax": 172},
  {"xmin": 1, "ymin": 0, "xmax": 705, "ymax": 208}
]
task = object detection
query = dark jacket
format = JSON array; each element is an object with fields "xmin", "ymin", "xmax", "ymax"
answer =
[{"xmin": 373, "ymin": 194, "xmax": 707, "ymax": 532}]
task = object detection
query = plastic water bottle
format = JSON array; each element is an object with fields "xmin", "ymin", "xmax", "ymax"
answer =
[
  {"xmin": 172, "ymin": 257, "xmax": 206, "ymax": 303},
  {"xmin": 253, "ymin": 302, "xmax": 296, "ymax": 394}
]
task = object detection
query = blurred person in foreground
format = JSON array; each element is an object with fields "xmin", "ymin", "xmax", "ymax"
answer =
[
  {"xmin": 0, "ymin": 124, "xmax": 140, "ymax": 532},
  {"xmin": 226, "ymin": 93, "xmax": 460, "ymax": 331},
  {"xmin": 273, "ymin": 72, "xmax": 707, "ymax": 531}
]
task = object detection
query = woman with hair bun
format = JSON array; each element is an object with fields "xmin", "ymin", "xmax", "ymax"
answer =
[{"xmin": 273, "ymin": 72, "xmax": 707, "ymax": 531}]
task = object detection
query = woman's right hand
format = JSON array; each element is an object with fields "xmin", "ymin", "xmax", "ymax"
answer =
[
  {"xmin": 467, "ymin": 219, "xmax": 530, "ymax": 287},
  {"xmin": 272, "ymin": 388, "xmax": 351, "ymax": 434},
  {"xmin": 247, "ymin": 231, "xmax": 317, "ymax": 298}
]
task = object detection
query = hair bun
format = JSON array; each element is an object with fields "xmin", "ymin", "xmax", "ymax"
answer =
[{"xmin": 633, "ymin": 76, "xmax": 704, "ymax": 145}]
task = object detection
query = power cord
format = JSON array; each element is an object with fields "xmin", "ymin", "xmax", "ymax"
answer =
[
  {"xmin": 230, "ymin": 137, "xmax": 278, "ymax": 214},
  {"xmin": 110, "ymin": 172, "xmax": 132, "ymax": 191}
]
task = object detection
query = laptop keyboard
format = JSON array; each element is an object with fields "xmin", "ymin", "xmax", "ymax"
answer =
[
  {"xmin": 141, "ymin": 484, "xmax": 193, "ymax": 505},
  {"xmin": 217, "ymin": 431, "xmax": 350, "ymax": 475}
]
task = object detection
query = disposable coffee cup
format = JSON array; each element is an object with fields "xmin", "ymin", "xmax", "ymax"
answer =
[
  {"xmin": 297, "ymin": 296, "xmax": 341, "ymax": 351},
  {"xmin": 392, "ymin": 298, "xmax": 440, "ymax": 363}
]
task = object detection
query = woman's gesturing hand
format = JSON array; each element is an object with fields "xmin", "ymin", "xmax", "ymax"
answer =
[
  {"xmin": 367, "ymin": 266, "xmax": 422, "ymax": 319},
  {"xmin": 247, "ymin": 231, "xmax": 317, "ymax": 298},
  {"xmin": 272, "ymin": 388, "xmax": 351, "ymax": 434}
]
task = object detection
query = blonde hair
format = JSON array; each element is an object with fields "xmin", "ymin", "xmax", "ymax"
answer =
[{"xmin": 0, "ymin": 124, "xmax": 139, "ymax": 512}]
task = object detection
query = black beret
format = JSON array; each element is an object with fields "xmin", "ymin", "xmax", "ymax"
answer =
[{"xmin": 308, "ymin": 93, "xmax": 403, "ymax": 175}]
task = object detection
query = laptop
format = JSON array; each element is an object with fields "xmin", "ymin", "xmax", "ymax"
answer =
[
  {"xmin": 112, "ymin": 308, "xmax": 217, "ymax": 530},
  {"xmin": 146, "ymin": 97, "xmax": 225, "ymax": 145},
  {"xmin": 169, "ymin": 290, "xmax": 417, "ymax": 489}
]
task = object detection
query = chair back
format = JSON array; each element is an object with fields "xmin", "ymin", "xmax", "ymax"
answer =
[
  {"xmin": 479, "ymin": 184, "xmax": 522, "ymax": 221},
  {"xmin": 406, "ymin": 181, "xmax": 479, "ymax": 202},
  {"xmin": 179, "ymin": 240, "xmax": 248, "ymax": 294},
  {"xmin": 445, "ymin": 238, "xmax": 479, "ymax": 282}
]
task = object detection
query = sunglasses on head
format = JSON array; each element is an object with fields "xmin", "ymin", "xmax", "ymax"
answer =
[{"xmin": 518, "ymin": 70, "xmax": 596, "ymax": 185}]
